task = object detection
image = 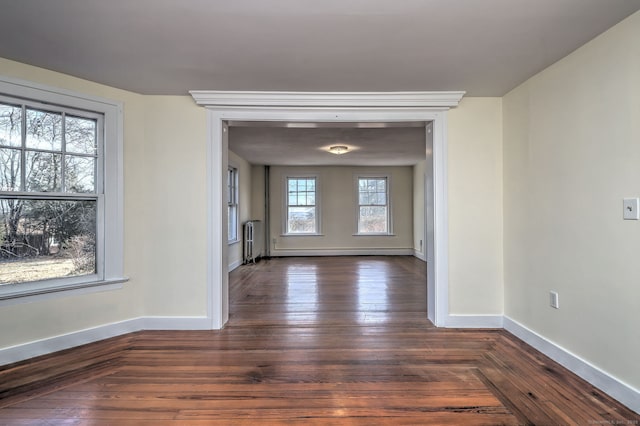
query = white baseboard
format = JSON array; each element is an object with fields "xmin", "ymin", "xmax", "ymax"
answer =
[
  {"xmin": 0, "ymin": 318, "xmax": 143, "ymax": 365},
  {"xmin": 504, "ymin": 316, "xmax": 640, "ymax": 414},
  {"xmin": 271, "ymin": 248, "xmax": 414, "ymax": 257},
  {"xmin": 413, "ymin": 249, "xmax": 426, "ymax": 261},
  {"xmin": 0, "ymin": 315, "xmax": 210, "ymax": 366},
  {"xmin": 139, "ymin": 316, "xmax": 212, "ymax": 331},
  {"xmin": 445, "ymin": 314, "xmax": 504, "ymax": 328},
  {"xmin": 228, "ymin": 259, "xmax": 243, "ymax": 272}
]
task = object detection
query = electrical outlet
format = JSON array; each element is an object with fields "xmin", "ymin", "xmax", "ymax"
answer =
[
  {"xmin": 549, "ymin": 291, "xmax": 559, "ymax": 309},
  {"xmin": 623, "ymin": 198, "xmax": 639, "ymax": 220}
]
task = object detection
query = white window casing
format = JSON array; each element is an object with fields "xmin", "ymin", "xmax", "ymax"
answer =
[
  {"xmin": 354, "ymin": 173, "xmax": 393, "ymax": 235},
  {"xmin": 283, "ymin": 174, "xmax": 321, "ymax": 236},
  {"xmin": 0, "ymin": 75, "xmax": 126, "ymax": 304}
]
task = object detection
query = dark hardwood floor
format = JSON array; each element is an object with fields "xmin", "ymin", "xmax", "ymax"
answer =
[{"xmin": 0, "ymin": 256, "xmax": 637, "ymax": 424}]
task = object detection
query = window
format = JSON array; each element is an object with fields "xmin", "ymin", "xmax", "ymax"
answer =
[
  {"xmin": 227, "ymin": 167, "xmax": 238, "ymax": 243},
  {"xmin": 357, "ymin": 176, "xmax": 390, "ymax": 234},
  {"xmin": 0, "ymin": 76, "xmax": 124, "ymax": 301},
  {"xmin": 286, "ymin": 177, "xmax": 318, "ymax": 234}
]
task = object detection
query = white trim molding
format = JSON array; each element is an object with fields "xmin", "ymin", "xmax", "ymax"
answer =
[
  {"xmin": 271, "ymin": 248, "xmax": 414, "ymax": 257},
  {"xmin": 0, "ymin": 316, "xmax": 211, "ymax": 366},
  {"xmin": 228, "ymin": 259, "xmax": 243, "ymax": 272},
  {"xmin": 504, "ymin": 316, "xmax": 640, "ymax": 414},
  {"xmin": 413, "ymin": 250, "xmax": 427, "ymax": 262},
  {"xmin": 445, "ymin": 314, "xmax": 504, "ymax": 329},
  {"xmin": 0, "ymin": 318, "xmax": 142, "ymax": 365},
  {"xmin": 191, "ymin": 90, "xmax": 464, "ymax": 329},
  {"xmin": 190, "ymin": 91, "xmax": 465, "ymax": 109},
  {"xmin": 0, "ymin": 279, "xmax": 126, "ymax": 307}
]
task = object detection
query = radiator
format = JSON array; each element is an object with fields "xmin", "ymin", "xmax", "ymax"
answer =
[{"xmin": 243, "ymin": 220, "xmax": 262, "ymax": 264}]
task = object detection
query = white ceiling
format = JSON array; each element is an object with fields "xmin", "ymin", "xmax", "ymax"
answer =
[
  {"xmin": 229, "ymin": 123, "xmax": 427, "ymax": 166},
  {"xmin": 2, "ymin": 0, "xmax": 638, "ymax": 166},
  {"xmin": 0, "ymin": 0, "xmax": 638, "ymax": 96}
]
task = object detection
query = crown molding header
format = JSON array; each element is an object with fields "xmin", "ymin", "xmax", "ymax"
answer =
[{"xmin": 189, "ymin": 90, "xmax": 465, "ymax": 109}]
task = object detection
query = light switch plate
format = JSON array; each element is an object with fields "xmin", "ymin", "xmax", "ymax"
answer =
[{"xmin": 623, "ymin": 198, "xmax": 639, "ymax": 220}]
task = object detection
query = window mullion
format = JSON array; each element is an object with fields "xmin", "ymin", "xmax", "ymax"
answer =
[
  {"xmin": 61, "ymin": 111, "xmax": 66, "ymax": 192},
  {"xmin": 0, "ymin": 191, "xmax": 99, "ymax": 201},
  {"xmin": 20, "ymin": 104, "xmax": 26, "ymax": 191}
]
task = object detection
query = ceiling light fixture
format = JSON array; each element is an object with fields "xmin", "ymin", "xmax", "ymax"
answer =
[{"xmin": 328, "ymin": 145, "xmax": 349, "ymax": 155}]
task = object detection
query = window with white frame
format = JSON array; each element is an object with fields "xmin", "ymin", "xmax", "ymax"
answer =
[
  {"xmin": 286, "ymin": 176, "xmax": 318, "ymax": 234},
  {"xmin": 357, "ymin": 176, "xmax": 390, "ymax": 234},
  {"xmin": 0, "ymin": 76, "xmax": 124, "ymax": 300},
  {"xmin": 227, "ymin": 166, "xmax": 238, "ymax": 243}
]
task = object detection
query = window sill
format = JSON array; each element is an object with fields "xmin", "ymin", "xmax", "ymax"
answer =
[
  {"xmin": 281, "ymin": 233, "xmax": 325, "ymax": 237},
  {"xmin": 0, "ymin": 277, "xmax": 129, "ymax": 307},
  {"xmin": 228, "ymin": 239, "xmax": 241, "ymax": 246},
  {"xmin": 352, "ymin": 233, "xmax": 396, "ymax": 236}
]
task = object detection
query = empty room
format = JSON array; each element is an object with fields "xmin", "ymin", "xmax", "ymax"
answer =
[{"xmin": 0, "ymin": 1, "xmax": 639, "ymax": 424}]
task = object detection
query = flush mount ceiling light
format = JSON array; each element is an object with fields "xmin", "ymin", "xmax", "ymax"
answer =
[{"xmin": 328, "ymin": 145, "xmax": 349, "ymax": 155}]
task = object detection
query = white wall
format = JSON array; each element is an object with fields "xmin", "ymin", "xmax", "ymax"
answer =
[
  {"xmin": 251, "ymin": 165, "xmax": 266, "ymax": 221},
  {"xmin": 141, "ymin": 96, "xmax": 207, "ymax": 316},
  {"xmin": 268, "ymin": 166, "xmax": 414, "ymax": 255},
  {"xmin": 250, "ymin": 165, "xmax": 267, "ymax": 255},
  {"xmin": 412, "ymin": 160, "xmax": 426, "ymax": 260},
  {"xmin": 228, "ymin": 150, "xmax": 252, "ymax": 270},
  {"xmin": 448, "ymin": 97, "xmax": 504, "ymax": 315},
  {"xmin": 503, "ymin": 11, "xmax": 640, "ymax": 392},
  {"xmin": 413, "ymin": 122, "xmax": 434, "ymax": 265}
]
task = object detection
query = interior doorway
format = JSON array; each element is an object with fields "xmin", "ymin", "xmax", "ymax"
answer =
[
  {"xmin": 226, "ymin": 121, "xmax": 431, "ymax": 325},
  {"xmin": 190, "ymin": 90, "xmax": 465, "ymax": 329}
]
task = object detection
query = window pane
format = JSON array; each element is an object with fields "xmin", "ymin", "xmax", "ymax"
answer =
[
  {"xmin": 288, "ymin": 206, "xmax": 316, "ymax": 233},
  {"xmin": 306, "ymin": 193, "xmax": 315, "ymax": 205},
  {"xmin": 26, "ymin": 108, "xmax": 62, "ymax": 151},
  {"xmin": 368, "ymin": 180, "xmax": 377, "ymax": 191},
  {"xmin": 65, "ymin": 116, "xmax": 97, "ymax": 155},
  {"xmin": 25, "ymin": 151, "xmax": 62, "ymax": 192},
  {"xmin": 358, "ymin": 192, "xmax": 368, "ymax": 205},
  {"xmin": 0, "ymin": 198, "xmax": 97, "ymax": 284},
  {"xmin": 0, "ymin": 147, "xmax": 21, "ymax": 191},
  {"xmin": 359, "ymin": 206, "xmax": 387, "ymax": 233},
  {"xmin": 227, "ymin": 169, "xmax": 232, "ymax": 204},
  {"xmin": 375, "ymin": 192, "xmax": 386, "ymax": 205},
  {"xmin": 228, "ymin": 205, "xmax": 237, "ymax": 241},
  {"xmin": 65, "ymin": 155, "xmax": 95, "ymax": 193},
  {"xmin": 286, "ymin": 178, "xmax": 316, "ymax": 233},
  {"xmin": 0, "ymin": 104, "xmax": 22, "ymax": 148}
]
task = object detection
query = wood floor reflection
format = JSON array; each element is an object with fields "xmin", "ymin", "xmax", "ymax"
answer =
[
  {"xmin": 0, "ymin": 256, "xmax": 636, "ymax": 424},
  {"xmin": 230, "ymin": 256, "xmax": 427, "ymax": 327}
]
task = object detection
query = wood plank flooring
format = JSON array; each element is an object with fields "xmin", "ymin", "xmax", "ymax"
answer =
[{"xmin": 0, "ymin": 256, "xmax": 637, "ymax": 424}]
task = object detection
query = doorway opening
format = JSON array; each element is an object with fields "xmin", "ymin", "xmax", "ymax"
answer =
[
  {"xmin": 190, "ymin": 90, "xmax": 464, "ymax": 329},
  {"xmin": 227, "ymin": 121, "xmax": 431, "ymax": 326}
]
